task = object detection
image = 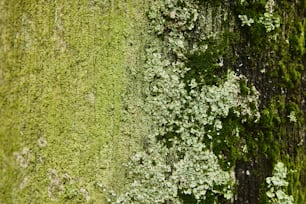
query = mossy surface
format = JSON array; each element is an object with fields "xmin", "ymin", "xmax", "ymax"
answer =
[
  {"xmin": 1, "ymin": 0, "xmax": 305, "ymax": 203},
  {"xmin": 0, "ymin": 0, "xmax": 148, "ymax": 203},
  {"xmin": 229, "ymin": 0, "xmax": 305, "ymax": 203}
]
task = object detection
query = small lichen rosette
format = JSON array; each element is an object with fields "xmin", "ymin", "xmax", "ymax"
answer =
[
  {"xmin": 148, "ymin": 0, "xmax": 199, "ymax": 35},
  {"xmin": 172, "ymin": 138, "xmax": 234, "ymax": 201},
  {"xmin": 266, "ymin": 162, "xmax": 294, "ymax": 204}
]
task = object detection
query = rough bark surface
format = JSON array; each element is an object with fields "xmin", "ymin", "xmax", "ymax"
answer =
[{"xmin": 0, "ymin": 0, "xmax": 305, "ymax": 203}]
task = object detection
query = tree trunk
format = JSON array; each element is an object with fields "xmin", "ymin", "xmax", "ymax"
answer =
[{"xmin": 0, "ymin": 0, "xmax": 147, "ymax": 203}]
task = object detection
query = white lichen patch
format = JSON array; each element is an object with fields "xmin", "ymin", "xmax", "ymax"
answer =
[
  {"xmin": 37, "ymin": 137, "xmax": 47, "ymax": 148},
  {"xmin": 48, "ymin": 169, "xmax": 63, "ymax": 200},
  {"xmin": 14, "ymin": 147, "xmax": 30, "ymax": 169},
  {"xmin": 19, "ymin": 177, "xmax": 28, "ymax": 190},
  {"xmin": 47, "ymin": 169, "xmax": 88, "ymax": 201},
  {"xmin": 80, "ymin": 187, "xmax": 90, "ymax": 201},
  {"xmin": 88, "ymin": 92, "xmax": 95, "ymax": 104}
]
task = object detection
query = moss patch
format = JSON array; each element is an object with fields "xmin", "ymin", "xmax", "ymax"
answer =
[{"xmin": 0, "ymin": 0, "xmax": 147, "ymax": 203}]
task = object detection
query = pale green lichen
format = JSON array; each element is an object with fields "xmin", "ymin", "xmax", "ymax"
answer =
[
  {"xmin": 258, "ymin": 12, "xmax": 280, "ymax": 33},
  {"xmin": 266, "ymin": 162, "xmax": 294, "ymax": 204},
  {"xmin": 238, "ymin": 14, "xmax": 254, "ymax": 27},
  {"xmin": 288, "ymin": 111, "xmax": 297, "ymax": 123},
  {"xmin": 258, "ymin": 0, "xmax": 280, "ymax": 33},
  {"xmin": 112, "ymin": 0, "xmax": 261, "ymax": 203}
]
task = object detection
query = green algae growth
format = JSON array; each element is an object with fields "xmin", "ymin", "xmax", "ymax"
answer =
[{"xmin": 0, "ymin": 0, "xmax": 148, "ymax": 203}]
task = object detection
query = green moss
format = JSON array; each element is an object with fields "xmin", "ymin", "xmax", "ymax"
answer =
[
  {"xmin": 261, "ymin": 108, "xmax": 276, "ymax": 129},
  {"xmin": 185, "ymin": 36, "xmax": 229, "ymax": 86},
  {"xmin": 278, "ymin": 61, "xmax": 304, "ymax": 89},
  {"xmin": 239, "ymin": 79, "xmax": 249, "ymax": 96},
  {"xmin": 289, "ymin": 20, "xmax": 305, "ymax": 57},
  {"xmin": 0, "ymin": 0, "xmax": 147, "ymax": 203}
]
